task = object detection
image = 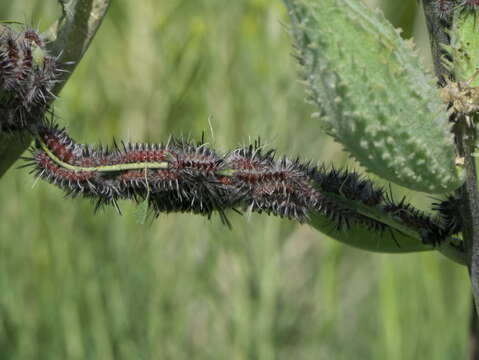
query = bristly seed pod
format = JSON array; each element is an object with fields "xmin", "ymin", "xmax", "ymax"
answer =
[{"xmin": 285, "ymin": 0, "xmax": 463, "ymax": 194}]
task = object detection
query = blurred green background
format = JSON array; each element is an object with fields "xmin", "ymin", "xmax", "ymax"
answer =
[{"xmin": 0, "ymin": 0, "xmax": 470, "ymax": 359}]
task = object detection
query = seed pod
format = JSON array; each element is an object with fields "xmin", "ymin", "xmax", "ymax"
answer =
[{"xmin": 285, "ymin": 0, "xmax": 463, "ymax": 193}]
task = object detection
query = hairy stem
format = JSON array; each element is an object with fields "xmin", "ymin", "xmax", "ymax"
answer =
[
  {"xmin": 0, "ymin": 0, "xmax": 111, "ymax": 177},
  {"xmin": 460, "ymin": 121, "xmax": 479, "ymax": 316},
  {"xmin": 423, "ymin": 0, "xmax": 479, "ymax": 346},
  {"xmin": 421, "ymin": 0, "xmax": 454, "ymax": 83},
  {"xmin": 471, "ymin": 298, "xmax": 479, "ymax": 360}
]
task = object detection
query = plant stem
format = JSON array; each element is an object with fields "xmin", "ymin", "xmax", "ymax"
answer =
[
  {"xmin": 0, "ymin": 0, "xmax": 111, "ymax": 178},
  {"xmin": 471, "ymin": 298, "xmax": 479, "ymax": 360},
  {"xmin": 459, "ymin": 121, "xmax": 479, "ymax": 317},
  {"xmin": 423, "ymin": 0, "xmax": 479, "ymax": 343},
  {"xmin": 421, "ymin": 0, "xmax": 453, "ymax": 83}
]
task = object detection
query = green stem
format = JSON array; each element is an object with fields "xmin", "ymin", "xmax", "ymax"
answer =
[
  {"xmin": 458, "ymin": 121, "xmax": 479, "ymax": 315},
  {"xmin": 421, "ymin": 0, "xmax": 454, "ymax": 83},
  {"xmin": 423, "ymin": 0, "xmax": 479, "ymax": 340},
  {"xmin": 37, "ymin": 134, "xmax": 169, "ymax": 172}
]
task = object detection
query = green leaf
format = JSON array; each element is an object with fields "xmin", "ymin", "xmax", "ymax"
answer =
[
  {"xmin": 308, "ymin": 212, "xmax": 466, "ymax": 264},
  {"xmin": 308, "ymin": 212, "xmax": 432, "ymax": 253}
]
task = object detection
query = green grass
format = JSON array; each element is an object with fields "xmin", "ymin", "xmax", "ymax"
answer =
[{"xmin": 0, "ymin": 0, "xmax": 471, "ymax": 358}]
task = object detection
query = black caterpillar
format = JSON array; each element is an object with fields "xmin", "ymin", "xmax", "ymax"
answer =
[
  {"xmin": 21, "ymin": 123, "xmax": 462, "ymax": 246},
  {"xmin": 0, "ymin": 25, "xmax": 59, "ymax": 131}
]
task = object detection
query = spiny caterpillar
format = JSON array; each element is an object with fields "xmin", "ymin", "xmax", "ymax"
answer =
[
  {"xmin": 22, "ymin": 124, "xmax": 462, "ymax": 246},
  {"xmin": 459, "ymin": 0, "xmax": 479, "ymax": 11},
  {"xmin": 432, "ymin": 0, "xmax": 479, "ymax": 18},
  {"xmin": 433, "ymin": 0, "xmax": 455, "ymax": 19},
  {"xmin": 0, "ymin": 25, "xmax": 59, "ymax": 131}
]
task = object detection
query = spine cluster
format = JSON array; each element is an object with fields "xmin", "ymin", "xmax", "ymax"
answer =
[
  {"xmin": 433, "ymin": 0, "xmax": 479, "ymax": 18},
  {"xmin": 0, "ymin": 25, "xmax": 59, "ymax": 131},
  {"xmin": 23, "ymin": 124, "xmax": 461, "ymax": 246},
  {"xmin": 433, "ymin": 0, "xmax": 455, "ymax": 19}
]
